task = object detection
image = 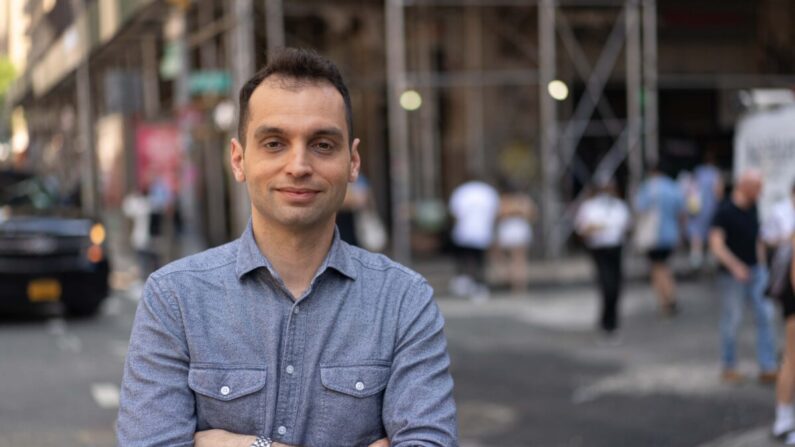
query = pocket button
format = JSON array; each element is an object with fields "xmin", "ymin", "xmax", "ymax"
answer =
[
  {"xmin": 355, "ymin": 381, "xmax": 365, "ymax": 391},
  {"xmin": 220, "ymin": 386, "xmax": 230, "ymax": 396}
]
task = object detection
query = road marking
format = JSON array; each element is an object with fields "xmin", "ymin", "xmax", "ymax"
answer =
[{"xmin": 91, "ymin": 383, "xmax": 120, "ymax": 409}]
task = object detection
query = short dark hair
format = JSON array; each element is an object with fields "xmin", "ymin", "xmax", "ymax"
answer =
[{"xmin": 237, "ymin": 48, "xmax": 353, "ymax": 147}]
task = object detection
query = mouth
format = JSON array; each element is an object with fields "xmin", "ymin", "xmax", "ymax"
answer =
[{"xmin": 276, "ymin": 187, "xmax": 321, "ymax": 202}]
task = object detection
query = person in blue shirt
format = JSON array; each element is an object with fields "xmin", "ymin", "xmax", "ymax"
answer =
[
  {"xmin": 635, "ymin": 164, "xmax": 686, "ymax": 317},
  {"xmin": 117, "ymin": 48, "xmax": 457, "ymax": 447}
]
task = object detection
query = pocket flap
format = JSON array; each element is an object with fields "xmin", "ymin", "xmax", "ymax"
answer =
[
  {"xmin": 320, "ymin": 364, "xmax": 390, "ymax": 398},
  {"xmin": 188, "ymin": 367, "xmax": 267, "ymax": 401}
]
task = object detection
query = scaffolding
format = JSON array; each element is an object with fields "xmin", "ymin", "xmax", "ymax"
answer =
[{"xmin": 386, "ymin": 0, "xmax": 657, "ymax": 261}]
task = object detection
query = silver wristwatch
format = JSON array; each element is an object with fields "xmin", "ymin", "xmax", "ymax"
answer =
[{"xmin": 251, "ymin": 436, "xmax": 272, "ymax": 447}]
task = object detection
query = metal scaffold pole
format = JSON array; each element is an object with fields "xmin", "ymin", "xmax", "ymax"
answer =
[
  {"xmin": 538, "ymin": 0, "xmax": 562, "ymax": 259},
  {"xmin": 642, "ymin": 0, "xmax": 658, "ymax": 168},
  {"xmin": 71, "ymin": 0, "xmax": 99, "ymax": 217},
  {"xmin": 265, "ymin": 0, "xmax": 286, "ymax": 52},
  {"xmin": 626, "ymin": 0, "xmax": 642, "ymax": 194},
  {"xmin": 229, "ymin": 0, "xmax": 256, "ymax": 235},
  {"xmin": 385, "ymin": 0, "xmax": 412, "ymax": 265}
]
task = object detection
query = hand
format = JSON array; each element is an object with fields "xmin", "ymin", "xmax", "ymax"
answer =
[
  {"xmin": 194, "ymin": 429, "xmax": 256, "ymax": 447},
  {"xmin": 731, "ymin": 263, "xmax": 750, "ymax": 283},
  {"xmin": 368, "ymin": 438, "xmax": 389, "ymax": 447}
]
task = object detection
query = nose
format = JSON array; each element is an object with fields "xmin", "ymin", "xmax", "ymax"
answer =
[{"xmin": 285, "ymin": 147, "xmax": 312, "ymax": 178}]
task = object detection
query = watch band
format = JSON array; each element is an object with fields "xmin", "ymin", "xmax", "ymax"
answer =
[{"xmin": 251, "ymin": 436, "xmax": 272, "ymax": 447}]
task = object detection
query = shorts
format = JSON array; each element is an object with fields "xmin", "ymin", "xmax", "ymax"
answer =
[
  {"xmin": 497, "ymin": 217, "xmax": 532, "ymax": 249},
  {"xmin": 647, "ymin": 247, "xmax": 673, "ymax": 263}
]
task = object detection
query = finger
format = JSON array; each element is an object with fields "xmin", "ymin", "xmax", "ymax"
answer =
[{"xmin": 367, "ymin": 438, "xmax": 390, "ymax": 447}]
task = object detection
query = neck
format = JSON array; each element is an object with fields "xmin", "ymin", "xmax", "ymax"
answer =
[{"xmin": 251, "ymin": 215, "xmax": 336, "ymax": 299}]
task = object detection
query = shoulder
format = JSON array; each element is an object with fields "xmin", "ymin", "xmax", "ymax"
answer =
[
  {"xmin": 149, "ymin": 240, "xmax": 239, "ymax": 284},
  {"xmin": 347, "ymin": 244, "xmax": 427, "ymax": 287}
]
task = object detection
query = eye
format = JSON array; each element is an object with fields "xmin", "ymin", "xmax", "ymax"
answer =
[
  {"xmin": 261, "ymin": 139, "xmax": 284, "ymax": 151},
  {"xmin": 312, "ymin": 140, "xmax": 336, "ymax": 153}
]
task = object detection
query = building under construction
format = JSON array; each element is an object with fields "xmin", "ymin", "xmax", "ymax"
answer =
[{"xmin": 3, "ymin": 0, "xmax": 795, "ymax": 261}]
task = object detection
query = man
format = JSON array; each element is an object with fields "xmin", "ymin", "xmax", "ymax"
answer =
[
  {"xmin": 447, "ymin": 177, "xmax": 499, "ymax": 301},
  {"xmin": 117, "ymin": 48, "xmax": 458, "ymax": 447},
  {"xmin": 709, "ymin": 170, "xmax": 778, "ymax": 384},
  {"xmin": 575, "ymin": 179, "xmax": 631, "ymax": 340}
]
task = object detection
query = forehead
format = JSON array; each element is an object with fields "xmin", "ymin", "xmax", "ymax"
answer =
[{"xmin": 247, "ymin": 78, "xmax": 346, "ymax": 134}]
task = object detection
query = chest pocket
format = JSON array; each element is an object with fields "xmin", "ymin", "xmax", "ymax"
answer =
[
  {"xmin": 318, "ymin": 363, "xmax": 390, "ymax": 447},
  {"xmin": 188, "ymin": 366, "xmax": 267, "ymax": 433}
]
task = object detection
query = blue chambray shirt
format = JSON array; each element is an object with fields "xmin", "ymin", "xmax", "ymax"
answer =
[{"xmin": 117, "ymin": 223, "xmax": 458, "ymax": 447}]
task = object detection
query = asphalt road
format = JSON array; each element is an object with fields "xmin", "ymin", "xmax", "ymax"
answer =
[{"xmin": 0, "ymin": 277, "xmax": 779, "ymax": 447}]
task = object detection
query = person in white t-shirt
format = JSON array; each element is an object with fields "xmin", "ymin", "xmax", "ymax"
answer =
[
  {"xmin": 762, "ymin": 184, "xmax": 795, "ymax": 249},
  {"xmin": 448, "ymin": 178, "xmax": 500, "ymax": 300},
  {"xmin": 575, "ymin": 179, "xmax": 631, "ymax": 337}
]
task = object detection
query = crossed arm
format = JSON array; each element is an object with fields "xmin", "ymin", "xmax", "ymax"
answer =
[{"xmin": 193, "ymin": 430, "xmax": 388, "ymax": 447}]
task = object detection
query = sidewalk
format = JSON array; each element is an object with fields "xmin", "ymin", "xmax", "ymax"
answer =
[{"xmin": 413, "ymin": 250, "xmax": 699, "ymax": 294}]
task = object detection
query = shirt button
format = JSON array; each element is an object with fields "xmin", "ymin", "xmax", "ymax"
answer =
[
  {"xmin": 286, "ymin": 365, "xmax": 294, "ymax": 375},
  {"xmin": 355, "ymin": 381, "xmax": 365, "ymax": 391},
  {"xmin": 277, "ymin": 425, "xmax": 287, "ymax": 435},
  {"xmin": 293, "ymin": 306, "xmax": 300, "ymax": 314},
  {"xmin": 220, "ymin": 386, "xmax": 230, "ymax": 396}
]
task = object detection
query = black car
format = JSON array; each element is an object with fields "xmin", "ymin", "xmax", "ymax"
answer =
[{"xmin": 0, "ymin": 170, "xmax": 109, "ymax": 316}]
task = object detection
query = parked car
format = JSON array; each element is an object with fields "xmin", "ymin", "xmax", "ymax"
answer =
[{"xmin": 0, "ymin": 170, "xmax": 109, "ymax": 316}]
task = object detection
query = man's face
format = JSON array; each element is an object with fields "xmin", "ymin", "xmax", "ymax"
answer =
[
  {"xmin": 230, "ymin": 77, "xmax": 360, "ymax": 232},
  {"xmin": 742, "ymin": 178, "xmax": 763, "ymax": 203}
]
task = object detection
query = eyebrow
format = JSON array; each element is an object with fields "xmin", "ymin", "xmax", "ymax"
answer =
[
  {"xmin": 251, "ymin": 125, "xmax": 345, "ymax": 142},
  {"xmin": 252, "ymin": 125, "xmax": 285, "ymax": 142},
  {"xmin": 310, "ymin": 127, "xmax": 344, "ymax": 140}
]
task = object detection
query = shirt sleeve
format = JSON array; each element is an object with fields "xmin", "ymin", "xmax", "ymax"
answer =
[
  {"xmin": 711, "ymin": 203, "xmax": 727, "ymax": 232},
  {"xmin": 383, "ymin": 279, "xmax": 458, "ymax": 447},
  {"xmin": 117, "ymin": 276, "xmax": 195, "ymax": 447}
]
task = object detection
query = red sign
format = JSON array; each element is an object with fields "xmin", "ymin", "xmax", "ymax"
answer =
[{"xmin": 135, "ymin": 122, "xmax": 182, "ymax": 194}]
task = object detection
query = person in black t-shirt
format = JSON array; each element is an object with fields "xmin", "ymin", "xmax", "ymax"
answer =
[{"xmin": 709, "ymin": 170, "xmax": 778, "ymax": 384}]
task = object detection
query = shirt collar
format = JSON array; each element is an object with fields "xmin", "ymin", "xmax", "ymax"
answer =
[{"xmin": 235, "ymin": 221, "xmax": 358, "ymax": 281}]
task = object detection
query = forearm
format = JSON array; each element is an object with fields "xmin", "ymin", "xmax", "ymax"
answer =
[
  {"xmin": 194, "ymin": 430, "xmax": 295, "ymax": 447},
  {"xmin": 709, "ymin": 231, "xmax": 744, "ymax": 271}
]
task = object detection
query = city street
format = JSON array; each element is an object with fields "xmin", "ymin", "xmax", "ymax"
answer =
[{"xmin": 0, "ymin": 275, "xmax": 781, "ymax": 447}]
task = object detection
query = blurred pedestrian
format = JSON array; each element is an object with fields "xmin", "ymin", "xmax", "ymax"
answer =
[
  {"xmin": 576, "ymin": 179, "xmax": 631, "ymax": 339},
  {"xmin": 122, "ymin": 188, "xmax": 157, "ymax": 278},
  {"xmin": 771, "ymin": 232, "xmax": 795, "ymax": 440},
  {"xmin": 686, "ymin": 152, "xmax": 723, "ymax": 270},
  {"xmin": 762, "ymin": 182, "xmax": 795, "ymax": 250},
  {"xmin": 634, "ymin": 164, "xmax": 686, "ymax": 317},
  {"xmin": 494, "ymin": 179, "xmax": 536, "ymax": 292},
  {"xmin": 709, "ymin": 170, "xmax": 777, "ymax": 384},
  {"xmin": 448, "ymin": 176, "xmax": 500, "ymax": 301},
  {"xmin": 767, "ymin": 183, "xmax": 795, "ymax": 439}
]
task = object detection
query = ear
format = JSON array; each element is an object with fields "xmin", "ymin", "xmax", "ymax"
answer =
[
  {"xmin": 349, "ymin": 138, "xmax": 361, "ymax": 183},
  {"xmin": 230, "ymin": 138, "xmax": 246, "ymax": 183}
]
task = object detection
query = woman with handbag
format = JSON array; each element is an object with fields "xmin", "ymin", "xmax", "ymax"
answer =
[{"xmin": 634, "ymin": 164, "xmax": 686, "ymax": 317}]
